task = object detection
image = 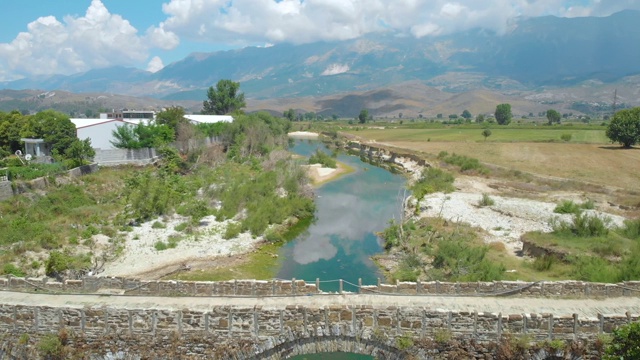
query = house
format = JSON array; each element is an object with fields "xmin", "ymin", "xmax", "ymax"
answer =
[
  {"xmin": 21, "ymin": 138, "xmax": 52, "ymax": 158},
  {"xmin": 183, "ymin": 114, "xmax": 233, "ymax": 124},
  {"xmin": 70, "ymin": 118, "xmax": 138, "ymax": 150}
]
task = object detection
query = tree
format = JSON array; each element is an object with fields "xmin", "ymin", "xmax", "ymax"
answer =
[
  {"xmin": 481, "ymin": 128, "xmax": 492, "ymax": 141},
  {"xmin": 604, "ymin": 321, "xmax": 640, "ymax": 359},
  {"xmin": 476, "ymin": 114, "xmax": 485, "ymax": 123},
  {"xmin": 155, "ymin": 106, "xmax": 187, "ymax": 136},
  {"xmin": 358, "ymin": 109, "xmax": 369, "ymax": 124},
  {"xmin": 606, "ymin": 107, "xmax": 640, "ymax": 148},
  {"xmin": 436, "ymin": 114, "xmax": 443, "ymax": 119},
  {"xmin": 283, "ymin": 109, "xmax": 296, "ymax": 122},
  {"xmin": 65, "ymin": 138, "xmax": 95, "ymax": 168},
  {"xmin": 546, "ymin": 109, "xmax": 561, "ymax": 125},
  {"xmin": 29, "ymin": 110, "xmax": 77, "ymax": 155},
  {"xmin": 461, "ymin": 110, "xmax": 472, "ymax": 119},
  {"xmin": 494, "ymin": 104, "xmax": 512, "ymax": 125},
  {"xmin": 202, "ymin": 79, "xmax": 246, "ymax": 115}
]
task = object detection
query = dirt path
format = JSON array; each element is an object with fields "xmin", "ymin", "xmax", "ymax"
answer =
[{"xmin": 1, "ymin": 290, "xmax": 638, "ymax": 319}]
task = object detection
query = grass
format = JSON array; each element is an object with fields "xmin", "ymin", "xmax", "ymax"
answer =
[
  {"xmin": 168, "ymin": 241, "xmax": 283, "ymax": 281},
  {"xmin": 345, "ymin": 125, "xmax": 609, "ymax": 143}
]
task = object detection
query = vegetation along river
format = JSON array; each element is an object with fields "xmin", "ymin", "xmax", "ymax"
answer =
[{"xmin": 276, "ymin": 139, "xmax": 406, "ymax": 293}]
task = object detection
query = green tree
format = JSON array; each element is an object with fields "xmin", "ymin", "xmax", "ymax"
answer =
[
  {"xmin": 110, "ymin": 123, "xmax": 174, "ymax": 149},
  {"xmin": 481, "ymin": 128, "xmax": 492, "ymax": 141},
  {"xmin": 358, "ymin": 109, "xmax": 369, "ymax": 124},
  {"xmin": 155, "ymin": 106, "xmax": 186, "ymax": 136},
  {"xmin": 476, "ymin": 114, "xmax": 485, "ymax": 123},
  {"xmin": 202, "ymin": 79, "xmax": 246, "ymax": 115},
  {"xmin": 546, "ymin": 109, "xmax": 561, "ymax": 125},
  {"xmin": 29, "ymin": 110, "xmax": 78, "ymax": 156},
  {"xmin": 604, "ymin": 321, "xmax": 640, "ymax": 359},
  {"xmin": 606, "ymin": 107, "xmax": 640, "ymax": 148},
  {"xmin": 65, "ymin": 138, "xmax": 95, "ymax": 168},
  {"xmin": 461, "ymin": 109, "xmax": 472, "ymax": 119},
  {"xmin": 283, "ymin": 108, "xmax": 296, "ymax": 122},
  {"xmin": 494, "ymin": 104, "xmax": 512, "ymax": 125}
]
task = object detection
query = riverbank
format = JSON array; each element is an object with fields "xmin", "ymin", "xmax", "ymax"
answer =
[{"xmin": 304, "ymin": 161, "xmax": 354, "ymax": 186}]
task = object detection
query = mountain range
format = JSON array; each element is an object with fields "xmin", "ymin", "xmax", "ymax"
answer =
[{"xmin": 1, "ymin": 10, "xmax": 639, "ymax": 118}]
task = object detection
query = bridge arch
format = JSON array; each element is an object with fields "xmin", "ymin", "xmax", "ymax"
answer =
[{"xmin": 247, "ymin": 335, "xmax": 407, "ymax": 360}]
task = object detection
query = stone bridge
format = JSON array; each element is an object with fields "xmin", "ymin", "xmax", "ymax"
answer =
[{"xmin": 2, "ymin": 277, "xmax": 640, "ymax": 359}]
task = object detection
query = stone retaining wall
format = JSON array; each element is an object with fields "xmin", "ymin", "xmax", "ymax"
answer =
[
  {"xmin": 0, "ymin": 303, "xmax": 634, "ymax": 359},
  {"xmin": 2, "ymin": 276, "xmax": 640, "ymax": 298}
]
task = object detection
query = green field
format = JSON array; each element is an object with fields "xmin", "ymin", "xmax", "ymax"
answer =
[{"xmin": 346, "ymin": 124, "xmax": 608, "ymax": 144}]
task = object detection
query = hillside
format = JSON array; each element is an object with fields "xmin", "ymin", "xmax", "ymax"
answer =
[{"xmin": 1, "ymin": 10, "xmax": 639, "ymax": 103}]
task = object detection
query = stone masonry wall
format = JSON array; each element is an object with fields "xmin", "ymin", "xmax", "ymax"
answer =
[
  {"xmin": 0, "ymin": 303, "xmax": 636, "ymax": 359},
  {"xmin": 2, "ymin": 276, "xmax": 640, "ymax": 298}
]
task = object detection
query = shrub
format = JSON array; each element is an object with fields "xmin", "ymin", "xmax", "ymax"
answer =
[
  {"xmin": 622, "ymin": 218, "xmax": 640, "ymax": 239},
  {"xmin": 532, "ymin": 255, "xmax": 555, "ymax": 271},
  {"xmin": 154, "ymin": 241, "xmax": 168, "ymax": 251},
  {"xmin": 151, "ymin": 221, "xmax": 166, "ymax": 229},
  {"xmin": 308, "ymin": 149, "xmax": 337, "ymax": 168},
  {"xmin": 552, "ymin": 212, "xmax": 610, "ymax": 237},
  {"xmin": 2, "ymin": 263, "xmax": 25, "ymax": 277},
  {"xmin": 37, "ymin": 333, "xmax": 65, "ymax": 359},
  {"xmin": 580, "ymin": 199, "xmax": 595, "ymax": 210},
  {"xmin": 395, "ymin": 333, "xmax": 414, "ymax": 350},
  {"xmin": 440, "ymin": 153, "xmax": 487, "ymax": 173},
  {"xmin": 560, "ymin": 133, "xmax": 572, "ymax": 142},
  {"xmin": 554, "ymin": 200, "xmax": 580, "ymax": 214},
  {"xmin": 604, "ymin": 321, "xmax": 640, "ymax": 359},
  {"xmin": 478, "ymin": 193, "xmax": 495, "ymax": 207},
  {"xmin": 411, "ymin": 167, "xmax": 455, "ymax": 201}
]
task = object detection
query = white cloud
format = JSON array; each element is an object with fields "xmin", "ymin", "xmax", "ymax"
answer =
[
  {"xmin": 321, "ymin": 64, "xmax": 350, "ymax": 76},
  {"xmin": 159, "ymin": 0, "xmax": 638, "ymax": 47},
  {"xmin": 0, "ymin": 0, "xmax": 179, "ymax": 80},
  {"xmin": 146, "ymin": 56, "xmax": 165, "ymax": 73}
]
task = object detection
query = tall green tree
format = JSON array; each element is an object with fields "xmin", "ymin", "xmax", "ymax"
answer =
[
  {"xmin": 606, "ymin": 107, "xmax": 640, "ymax": 148},
  {"xmin": 202, "ymin": 79, "xmax": 246, "ymax": 115},
  {"xmin": 358, "ymin": 109, "xmax": 369, "ymax": 124},
  {"xmin": 461, "ymin": 110, "xmax": 472, "ymax": 119},
  {"xmin": 546, "ymin": 109, "xmax": 561, "ymax": 125},
  {"xmin": 494, "ymin": 104, "xmax": 512, "ymax": 125},
  {"xmin": 29, "ymin": 110, "xmax": 77, "ymax": 155},
  {"xmin": 155, "ymin": 106, "xmax": 187, "ymax": 136},
  {"xmin": 283, "ymin": 108, "xmax": 296, "ymax": 122}
]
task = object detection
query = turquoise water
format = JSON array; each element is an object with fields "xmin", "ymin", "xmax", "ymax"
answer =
[{"xmin": 277, "ymin": 140, "xmax": 406, "ymax": 292}]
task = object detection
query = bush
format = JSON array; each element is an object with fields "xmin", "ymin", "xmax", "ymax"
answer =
[
  {"xmin": 622, "ymin": 218, "xmax": 640, "ymax": 239},
  {"xmin": 604, "ymin": 321, "xmax": 640, "ymax": 359},
  {"xmin": 411, "ymin": 167, "xmax": 455, "ymax": 200},
  {"xmin": 532, "ymin": 255, "xmax": 555, "ymax": 271},
  {"xmin": 154, "ymin": 241, "xmax": 168, "ymax": 251},
  {"xmin": 552, "ymin": 212, "xmax": 610, "ymax": 237},
  {"xmin": 308, "ymin": 149, "xmax": 337, "ymax": 168},
  {"xmin": 478, "ymin": 193, "xmax": 495, "ymax": 207},
  {"xmin": 37, "ymin": 333, "xmax": 66, "ymax": 359},
  {"xmin": 560, "ymin": 133, "xmax": 572, "ymax": 142},
  {"xmin": 2, "ymin": 263, "xmax": 25, "ymax": 277},
  {"xmin": 554, "ymin": 200, "xmax": 580, "ymax": 214},
  {"xmin": 440, "ymin": 152, "xmax": 487, "ymax": 173}
]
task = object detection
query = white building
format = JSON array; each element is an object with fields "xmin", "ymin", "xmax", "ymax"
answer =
[
  {"xmin": 70, "ymin": 118, "xmax": 136, "ymax": 150},
  {"xmin": 183, "ymin": 114, "xmax": 233, "ymax": 124}
]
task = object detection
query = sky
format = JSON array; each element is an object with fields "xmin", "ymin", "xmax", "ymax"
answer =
[{"xmin": 0, "ymin": 0, "xmax": 639, "ymax": 82}]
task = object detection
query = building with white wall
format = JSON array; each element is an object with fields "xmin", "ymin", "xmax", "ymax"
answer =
[
  {"xmin": 70, "ymin": 118, "xmax": 135, "ymax": 150},
  {"xmin": 183, "ymin": 114, "xmax": 233, "ymax": 124}
]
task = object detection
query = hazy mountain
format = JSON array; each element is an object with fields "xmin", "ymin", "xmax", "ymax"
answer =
[{"xmin": 1, "ymin": 10, "xmax": 639, "ymax": 117}]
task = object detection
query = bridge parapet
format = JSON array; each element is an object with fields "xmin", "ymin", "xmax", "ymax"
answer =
[
  {"xmin": 0, "ymin": 301, "xmax": 636, "ymax": 359},
  {"xmin": 2, "ymin": 275, "xmax": 640, "ymax": 298}
]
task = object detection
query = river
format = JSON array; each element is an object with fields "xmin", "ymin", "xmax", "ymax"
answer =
[
  {"xmin": 282, "ymin": 139, "xmax": 405, "ymax": 360},
  {"xmin": 277, "ymin": 139, "xmax": 406, "ymax": 292}
]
